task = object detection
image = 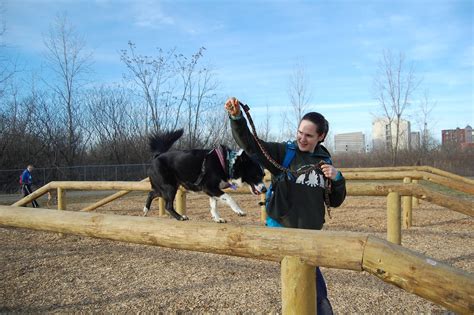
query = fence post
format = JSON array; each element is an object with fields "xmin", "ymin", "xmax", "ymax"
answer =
[
  {"xmin": 158, "ymin": 197, "xmax": 166, "ymax": 216},
  {"xmin": 281, "ymin": 256, "xmax": 316, "ymax": 314},
  {"xmin": 260, "ymin": 193, "xmax": 267, "ymax": 225},
  {"xmin": 176, "ymin": 188, "xmax": 186, "ymax": 216},
  {"xmin": 412, "ymin": 179, "xmax": 419, "ymax": 207},
  {"xmin": 402, "ymin": 177, "xmax": 413, "ymax": 229},
  {"xmin": 57, "ymin": 187, "xmax": 66, "ymax": 211},
  {"xmin": 387, "ymin": 191, "xmax": 401, "ymax": 245}
]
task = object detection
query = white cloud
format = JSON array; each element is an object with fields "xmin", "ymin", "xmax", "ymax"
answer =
[{"xmin": 131, "ymin": 1, "xmax": 175, "ymax": 29}]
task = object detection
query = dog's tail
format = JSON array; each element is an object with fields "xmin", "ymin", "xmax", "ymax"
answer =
[{"xmin": 149, "ymin": 129, "xmax": 184, "ymax": 155}]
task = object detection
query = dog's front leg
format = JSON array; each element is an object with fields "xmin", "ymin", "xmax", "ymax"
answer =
[
  {"xmin": 219, "ymin": 193, "xmax": 246, "ymax": 216},
  {"xmin": 209, "ymin": 197, "xmax": 226, "ymax": 223}
]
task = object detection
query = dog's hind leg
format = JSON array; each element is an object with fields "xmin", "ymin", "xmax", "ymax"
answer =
[
  {"xmin": 209, "ymin": 197, "xmax": 226, "ymax": 223},
  {"xmin": 219, "ymin": 193, "xmax": 246, "ymax": 216},
  {"xmin": 163, "ymin": 186, "xmax": 189, "ymax": 221},
  {"xmin": 143, "ymin": 190, "xmax": 158, "ymax": 216}
]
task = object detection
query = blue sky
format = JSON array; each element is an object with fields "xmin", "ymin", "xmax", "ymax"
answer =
[{"xmin": 3, "ymin": 0, "xmax": 473, "ymax": 143}]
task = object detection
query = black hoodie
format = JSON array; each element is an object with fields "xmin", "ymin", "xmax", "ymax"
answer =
[{"xmin": 230, "ymin": 114, "xmax": 346, "ymax": 230}]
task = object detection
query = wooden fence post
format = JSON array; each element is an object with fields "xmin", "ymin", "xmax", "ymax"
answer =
[
  {"xmin": 281, "ymin": 256, "xmax": 316, "ymax": 315},
  {"xmin": 387, "ymin": 191, "xmax": 401, "ymax": 245},
  {"xmin": 402, "ymin": 177, "xmax": 413, "ymax": 229},
  {"xmin": 57, "ymin": 187, "xmax": 66, "ymax": 237},
  {"xmin": 158, "ymin": 197, "xmax": 166, "ymax": 217},
  {"xmin": 412, "ymin": 179, "xmax": 419, "ymax": 207},
  {"xmin": 176, "ymin": 189, "xmax": 186, "ymax": 216},
  {"xmin": 57, "ymin": 187, "xmax": 66, "ymax": 211},
  {"xmin": 260, "ymin": 193, "xmax": 267, "ymax": 225}
]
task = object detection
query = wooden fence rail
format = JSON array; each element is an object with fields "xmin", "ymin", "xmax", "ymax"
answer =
[
  {"xmin": 340, "ymin": 166, "xmax": 474, "ymax": 186},
  {"xmin": 341, "ymin": 171, "xmax": 473, "ymax": 194},
  {"xmin": 0, "ymin": 206, "xmax": 472, "ymax": 314},
  {"xmin": 12, "ymin": 181, "xmax": 473, "ymax": 218}
]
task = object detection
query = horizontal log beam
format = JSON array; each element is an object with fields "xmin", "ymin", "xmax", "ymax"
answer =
[
  {"xmin": 13, "ymin": 181, "xmax": 471, "ymax": 217},
  {"xmin": 343, "ymin": 171, "xmax": 424, "ymax": 180},
  {"xmin": 342, "ymin": 170, "xmax": 473, "ymax": 194},
  {"xmin": 421, "ymin": 171, "xmax": 474, "ymax": 194},
  {"xmin": 346, "ymin": 183, "xmax": 473, "ymax": 216},
  {"xmin": 0, "ymin": 206, "xmax": 366, "ymax": 271},
  {"xmin": 1, "ymin": 206, "xmax": 472, "ymax": 313},
  {"xmin": 362, "ymin": 236, "xmax": 474, "ymax": 314},
  {"xmin": 421, "ymin": 166, "xmax": 474, "ymax": 186},
  {"xmin": 340, "ymin": 166, "xmax": 474, "ymax": 186}
]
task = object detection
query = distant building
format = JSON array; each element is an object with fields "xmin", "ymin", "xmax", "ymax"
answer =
[
  {"xmin": 334, "ymin": 132, "xmax": 366, "ymax": 153},
  {"xmin": 442, "ymin": 125, "xmax": 473, "ymax": 146},
  {"xmin": 410, "ymin": 132, "xmax": 421, "ymax": 149},
  {"xmin": 372, "ymin": 117, "xmax": 411, "ymax": 151}
]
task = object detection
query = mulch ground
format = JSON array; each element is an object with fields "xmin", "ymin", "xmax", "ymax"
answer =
[{"xmin": 1, "ymin": 190, "xmax": 472, "ymax": 314}]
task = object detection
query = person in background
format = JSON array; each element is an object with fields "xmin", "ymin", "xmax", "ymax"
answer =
[
  {"xmin": 225, "ymin": 97, "xmax": 346, "ymax": 315},
  {"xmin": 20, "ymin": 164, "xmax": 40, "ymax": 208}
]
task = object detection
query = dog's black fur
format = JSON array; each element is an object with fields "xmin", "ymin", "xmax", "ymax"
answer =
[{"xmin": 144, "ymin": 129, "xmax": 265, "ymax": 221}]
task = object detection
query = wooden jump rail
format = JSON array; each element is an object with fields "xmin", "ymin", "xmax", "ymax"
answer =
[
  {"xmin": 11, "ymin": 180, "xmax": 473, "ymax": 246},
  {"xmin": 340, "ymin": 166, "xmax": 474, "ymax": 186},
  {"xmin": 0, "ymin": 206, "xmax": 472, "ymax": 314},
  {"xmin": 262, "ymin": 166, "xmax": 473, "ymax": 194}
]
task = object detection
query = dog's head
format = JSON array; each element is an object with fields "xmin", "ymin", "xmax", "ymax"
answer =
[{"xmin": 230, "ymin": 150, "xmax": 266, "ymax": 195}]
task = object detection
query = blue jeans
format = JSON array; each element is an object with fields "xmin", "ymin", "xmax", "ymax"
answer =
[{"xmin": 266, "ymin": 217, "xmax": 332, "ymax": 313}]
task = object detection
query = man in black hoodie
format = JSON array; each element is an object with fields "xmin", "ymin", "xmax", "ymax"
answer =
[{"xmin": 225, "ymin": 97, "xmax": 346, "ymax": 314}]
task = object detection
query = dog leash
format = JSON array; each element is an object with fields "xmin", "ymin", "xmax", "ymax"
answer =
[{"xmin": 237, "ymin": 101, "xmax": 332, "ymax": 214}]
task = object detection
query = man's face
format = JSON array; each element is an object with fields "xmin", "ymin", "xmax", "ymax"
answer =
[{"xmin": 27, "ymin": 166, "xmax": 33, "ymax": 172}]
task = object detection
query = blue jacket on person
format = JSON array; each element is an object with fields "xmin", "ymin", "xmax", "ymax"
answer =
[{"xmin": 21, "ymin": 169, "xmax": 33, "ymax": 185}]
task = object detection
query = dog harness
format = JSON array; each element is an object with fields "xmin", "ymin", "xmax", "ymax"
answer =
[{"xmin": 193, "ymin": 146, "xmax": 234, "ymax": 187}]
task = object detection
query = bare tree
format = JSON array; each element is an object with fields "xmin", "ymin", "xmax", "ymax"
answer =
[
  {"xmin": 120, "ymin": 42, "xmax": 177, "ymax": 133},
  {"xmin": 373, "ymin": 50, "xmax": 420, "ymax": 165},
  {"xmin": 85, "ymin": 85, "xmax": 150, "ymax": 164},
  {"xmin": 286, "ymin": 62, "xmax": 312, "ymax": 130},
  {"xmin": 0, "ymin": 4, "xmax": 17, "ymax": 98},
  {"xmin": 42, "ymin": 13, "xmax": 93, "ymax": 166},
  {"xmin": 177, "ymin": 49, "xmax": 220, "ymax": 148},
  {"xmin": 416, "ymin": 90, "xmax": 438, "ymax": 152},
  {"xmin": 121, "ymin": 44, "xmax": 221, "ymax": 149},
  {"xmin": 258, "ymin": 103, "xmax": 272, "ymax": 142}
]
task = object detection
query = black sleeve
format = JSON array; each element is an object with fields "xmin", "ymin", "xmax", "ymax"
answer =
[
  {"xmin": 229, "ymin": 115, "xmax": 285, "ymax": 175},
  {"xmin": 329, "ymin": 175, "xmax": 346, "ymax": 207}
]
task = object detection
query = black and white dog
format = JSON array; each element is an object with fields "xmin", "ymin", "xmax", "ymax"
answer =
[{"xmin": 143, "ymin": 129, "xmax": 266, "ymax": 222}]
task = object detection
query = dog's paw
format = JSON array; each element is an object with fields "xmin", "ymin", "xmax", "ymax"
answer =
[
  {"xmin": 212, "ymin": 217, "xmax": 227, "ymax": 223},
  {"xmin": 237, "ymin": 211, "xmax": 246, "ymax": 217},
  {"xmin": 143, "ymin": 207, "xmax": 150, "ymax": 217},
  {"xmin": 178, "ymin": 215, "xmax": 189, "ymax": 221}
]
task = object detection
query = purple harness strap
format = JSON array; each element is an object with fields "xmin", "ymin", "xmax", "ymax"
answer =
[{"xmin": 214, "ymin": 146, "xmax": 227, "ymax": 176}]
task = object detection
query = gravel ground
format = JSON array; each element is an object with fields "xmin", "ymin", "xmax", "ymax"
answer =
[{"xmin": 1, "ymin": 191, "xmax": 472, "ymax": 314}]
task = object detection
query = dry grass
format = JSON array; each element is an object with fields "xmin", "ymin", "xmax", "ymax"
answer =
[{"xmin": 1, "ymin": 191, "xmax": 472, "ymax": 314}]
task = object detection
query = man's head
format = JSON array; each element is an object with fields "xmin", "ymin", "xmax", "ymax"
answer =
[
  {"xmin": 27, "ymin": 165, "xmax": 34, "ymax": 172},
  {"xmin": 296, "ymin": 112, "xmax": 329, "ymax": 153}
]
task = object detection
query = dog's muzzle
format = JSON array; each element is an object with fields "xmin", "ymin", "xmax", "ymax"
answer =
[{"xmin": 250, "ymin": 183, "xmax": 267, "ymax": 195}]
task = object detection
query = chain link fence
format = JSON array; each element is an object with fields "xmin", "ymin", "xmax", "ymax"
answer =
[{"xmin": 0, "ymin": 164, "xmax": 151, "ymax": 194}]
